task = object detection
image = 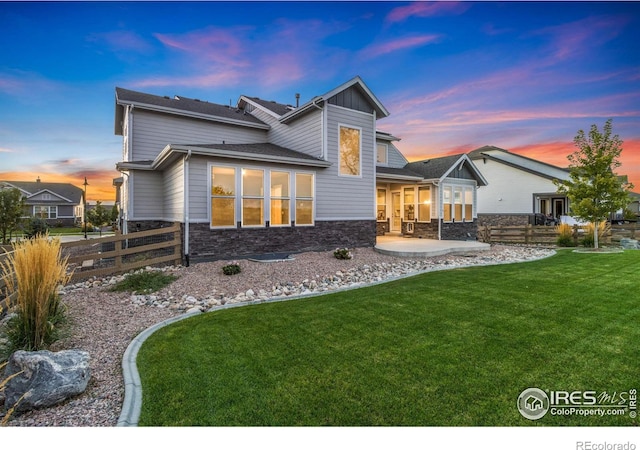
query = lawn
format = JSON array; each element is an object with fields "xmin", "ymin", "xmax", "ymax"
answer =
[{"xmin": 137, "ymin": 250, "xmax": 640, "ymax": 426}]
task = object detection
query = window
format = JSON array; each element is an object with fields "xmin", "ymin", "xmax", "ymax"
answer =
[
  {"xmin": 295, "ymin": 173, "xmax": 314, "ymax": 225},
  {"xmin": 339, "ymin": 125, "xmax": 361, "ymax": 176},
  {"xmin": 242, "ymin": 169, "xmax": 264, "ymax": 227},
  {"xmin": 464, "ymin": 188, "xmax": 473, "ymax": 220},
  {"xmin": 454, "ymin": 187, "xmax": 463, "ymax": 221},
  {"xmin": 403, "ymin": 187, "xmax": 415, "ymax": 221},
  {"xmin": 377, "ymin": 188, "xmax": 387, "ymax": 221},
  {"xmin": 443, "ymin": 187, "xmax": 452, "ymax": 222},
  {"xmin": 443, "ymin": 185, "xmax": 474, "ymax": 222},
  {"xmin": 211, "ymin": 166, "xmax": 236, "ymax": 227},
  {"xmin": 418, "ymin": 186, "xmax": 431, "ymax": 221},
  {"xmin": 376, "ymin": 143, "xmax": 388, "ymax": 165},
  {"xmin": 270, "ymin": 171, "xmax": 290, "ymax": 226},
  {"xmin": 34, "ymin": 205, "xmax": 57, "ymax": 219}
]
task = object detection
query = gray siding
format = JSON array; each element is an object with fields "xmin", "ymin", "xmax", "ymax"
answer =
[
  {"xmin": 386, "ymin": 143, "xmax": 409, "ymax": 168},
  {"xmin": 131, "ymin": 110, "xmax": 268, "ymax": 161},
  {"xmin": 58, "ymin": 205, "xmax": 74, "ymax": 217},
  {"xmin": 131, "ymin": 171, "xmax": 164, "ymax": 219},
  {"xmin": 250, "ymin": 107, "xmax": 323, "ymax": 158},
  {"xmin": 163, "ymin": 159, "xmax": 184, "ymax": 221},
  {"xmin": 327, "ymin": 86, "xmax": 374, "ymax": 114},
  {"xmin": 317, "ymin": 104, "xmax": 376, "ymax": 220}
]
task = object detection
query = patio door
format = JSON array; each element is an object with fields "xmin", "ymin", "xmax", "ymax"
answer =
[
  {"xmin": 553, "ymin": 198, "xmax": 565, "ymax": 219},
  {"xmin": 391, "ymin": 191, "xmax": 401, "ymax": 232}
]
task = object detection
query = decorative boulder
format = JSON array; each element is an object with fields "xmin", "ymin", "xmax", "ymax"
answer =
[
  {"xmin": 620, "ymin": 238, "xmax": 639, "ymax": 250},
  {"xmin": 3, "ymin": 349, "xmax": 90, "ymax": 413}
]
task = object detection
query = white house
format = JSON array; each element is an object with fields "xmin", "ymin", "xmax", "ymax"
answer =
[
  {"xmin": 468, "ymin": 146, "xmax": 571, "ymax": 226},
  {"xmin": 114, "ymin": 77, "xmax": 487, "ymax": 261}
]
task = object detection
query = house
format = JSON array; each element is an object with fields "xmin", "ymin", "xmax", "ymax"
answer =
[
  {"xmin": 468, "ymin": 146, "xmax": 571, "ymax": 226},
  {"xmin": 0, "ymin": 179, "xmax": 84, "ymax": 227},
  {"xmin": 114, "ymin": 76, "xmax": 486, "ymax": 262},
  {"xmin": 375, "ymin": 149, "xmax": 487, "ymax": 240}
]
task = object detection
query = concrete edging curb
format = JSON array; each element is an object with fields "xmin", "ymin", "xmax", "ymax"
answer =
[
  {"xmin": 117, "ymin": 310, "xmax": 203, "ymax": 426},
  {"xmin": 116, "ymin": 248, "xmax": 556, "ymax": 426}
]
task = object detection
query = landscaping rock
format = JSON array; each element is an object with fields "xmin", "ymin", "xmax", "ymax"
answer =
[
  {"xmin": 620, "ymin": 238, "xmax": 639, "ymax": 249},
  {"xmin": 3, "ymin": 349, "xmax": 90, "ymax": 414}
]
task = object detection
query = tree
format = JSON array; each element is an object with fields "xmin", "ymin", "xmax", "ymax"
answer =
[
  {"xmin": 0, "ymin": 188, "xmax": 26, "ymax": 244},
  {"xmin": 554, "ymin": 119, "xmax": 634, "ymax": 249},
  {"xmin": 86, "ymin": 201, "xmax": 111, "ymax": 237}
]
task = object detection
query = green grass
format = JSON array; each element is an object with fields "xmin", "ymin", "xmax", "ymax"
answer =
[
  {"xmin": 137, "ymin": 250, "xmax": 640, "ymax": 426},
  {"xmin": 110, "ymin": 271, "xmax": 177, "ymax": 294}
]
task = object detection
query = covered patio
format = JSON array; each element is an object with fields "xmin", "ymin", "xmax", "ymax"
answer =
[{"xmin": 375, "ymin": 235, "xmax": 490, "ymax": 258}]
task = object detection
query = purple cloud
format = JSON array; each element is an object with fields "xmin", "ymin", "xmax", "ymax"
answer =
[
  {"xmin": 386, "ymin": 2, "xmax": 471, "ymax": 24},
  {"xmin": 360, "ymin": 34, "xmax": 442, "ymax": 59}
]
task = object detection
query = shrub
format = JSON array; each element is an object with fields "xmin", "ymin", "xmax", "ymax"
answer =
[
  {"xmin": 333, "ymin": 248, "xmax": 352, "ymax": 260},
  {"xmin": 110, "ymin": 271, "xmax": 177, "ymax": 294},
  {"xmin": 0, "ymin": 234, "xmax": 70, "ymax": 352},
  {"xmin": 222, "ymin": 263, "xmax": 241, "ymax": 276},
  {"xmin": 24, "ymin": 218, "xmax": 49, "ymax": 239},
  {"xmin": 581, "ymin": 222, "xmax": 611, "ymax": 248},
  {"xmin": 555, "ymin": 223, "xmax": 575, "ymax": 247}
]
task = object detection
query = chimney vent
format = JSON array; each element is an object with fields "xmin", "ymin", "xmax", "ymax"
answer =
[{"xmin": 295, "ymin": 93, "xmax": 300, "ymax": 108}]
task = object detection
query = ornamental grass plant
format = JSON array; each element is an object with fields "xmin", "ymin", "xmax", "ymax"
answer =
[
  {"xmin": 581, "ymin": 221, "xmax": 610, "ymax": 248},
  {"xmin": 555, "ymin": 223, "xmax": 575, "ymax": 247},
  {"xmin": 0, "ymin": 234, "xmax": 71, "ymax": 352}
]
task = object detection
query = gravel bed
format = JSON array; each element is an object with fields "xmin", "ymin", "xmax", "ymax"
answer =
[{"xmin": 3, "ymin": 244, "xmax": 554, "ymax": 427}]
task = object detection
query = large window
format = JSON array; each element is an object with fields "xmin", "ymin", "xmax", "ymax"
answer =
[
  {"xmin": 211, "ymin": 166, "xmax": 236, "ymax": 227},
  {"xmin": 464, "ymin": 188, "xmax": 473, "ymax": 220},
  {"xmin": 295, "ymin": 173, "xmax": 314, "ymax": 225},
  {"xmin": 270, "ymin": 171, "xmax": 290, "ymax": 226},
  {"xmin": 454, "ymin": 187, "xmax": 463, "ymax": 222},
  {"xmin": 403, "ymin": 187, "xmax": 415, "ymax": 221},
  {"xmin": 442, "ymin": 184, "xmax": 474, "ymax": 222},
  {"xmin": 34, "ymin": 205, "xmax": 57, "ymax": 219},
  {"xmin": 242, "ymin": 169, "xmax": 264, "ymax": 227},
  {"xmin": 339, "ymin": 125, "xmax": 361, "ymax": 176},
  {"xmin": 376, "ymin": 143, "xmax": 388, "ymax": 165},
  {"xmin": 418, "ymin": 186, "xmax": 431, "ymax": 222},
  {"xmin": 443, "ymin": 187, "xmax": 452, "ymax": 222}
]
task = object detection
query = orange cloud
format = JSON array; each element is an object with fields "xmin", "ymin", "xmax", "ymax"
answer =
[{"xmin": 0, "ymin": 171, "xmax": 119, "ymax": 202}]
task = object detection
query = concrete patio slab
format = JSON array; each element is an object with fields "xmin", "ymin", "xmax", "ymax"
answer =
[{"xmin": 375, "ymin": 235, "xmax": 490, "ymax": 258}]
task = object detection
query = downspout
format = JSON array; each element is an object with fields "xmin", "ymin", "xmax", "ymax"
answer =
[
  {"xmin": 183, "ymin": 149, "xmax": 192, "ymax": 267},
  {"xmin": 434, "ymin": 180, "xmax": 441, "ymax": 240},
  {"xmin": 311, "ymin": 98, "xmax": 326, "ymax": 160}
]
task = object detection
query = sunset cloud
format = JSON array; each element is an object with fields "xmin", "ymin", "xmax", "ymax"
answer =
[
  {"xmin": 360, "ymin": 34, "xmax": 442, "ymax": 59},
  {"xmin": 386, "ymin": 2, "xmax": 471, "ymax": 24}
]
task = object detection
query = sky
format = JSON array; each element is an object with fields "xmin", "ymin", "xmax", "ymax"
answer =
[{"xmin": 1, "ymin": 1, "xmax": 639, "ymax": 201}]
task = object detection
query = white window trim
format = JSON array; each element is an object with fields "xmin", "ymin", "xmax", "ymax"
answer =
[
  {"xmin": 442, "ymin": 182, "xmax": 475, "ymax": 223},
  {"xmin": 241, "ymin": 168, "xmax": 265, "ymax": 228},
  {"xmin": 417, "ymin": 185, "xmax": 432, "ymax": 223},
  {"xmin": 294, "ymin": 171, "xmax": 315, "ymax": 227},
  {"xmin": 209, "ymin": 163, "xmax": 238, "ymax": 230},
  {"xmin": 269, "ymin": 170, "xmax": 292, "ymax": 228},
  {"xmin": 338, "ymin": 123, "xmax": 363, "ymax": 178},
  {"xmin": 376, "ymin": 143, "xmax": 388, "ymax": 166}
]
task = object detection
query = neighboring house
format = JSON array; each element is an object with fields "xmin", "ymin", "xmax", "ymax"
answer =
[
  {"xmin": 113, "ymin": 76, "xmax": 486, "ymax": 262},
  {"xmin": 468, "ymin": 146, "xmax": 571, "ymax": 226},
  {"xmin": 0, "ymin": 179, "xmax": 84, "ymax": 227}
]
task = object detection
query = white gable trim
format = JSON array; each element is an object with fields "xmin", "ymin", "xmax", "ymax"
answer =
[{"xmin": 27, "ymin": 189, "xmax": 73, "ymax": 203}]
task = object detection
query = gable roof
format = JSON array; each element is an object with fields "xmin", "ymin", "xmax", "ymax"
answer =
[
  {"xmin": 469, "ymin": 145, "xmax": 570, "ymax": 181},
  {"xmin": 115, "ymin": 87, "xmax": 269, "ymax": 135},
  {"xmin": 0, "ymin": 181, "xmax": 83, "ymax": 204},
  {"xmin": 280, "ymin": 76, "xmax": 390, "ymax": 124},
  {"xmin": 240, "ymin": 96, "xmax": 293, "ymax": 116},
  {"xmin": 405, "ymin": 154, "xmax": 488, "ymax": 186}
]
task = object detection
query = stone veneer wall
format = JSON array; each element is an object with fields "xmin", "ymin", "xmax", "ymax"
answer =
[
  {"xmin": 477, "ymin": 214, "xmax": 531, "ymax": 227},
  {"xmin": 400, "ymin": 221, "xmax": 439, "ymax": 239},
  {"xmin": 184, "ymin": 220, "xmax": 376, "ymax": 261},
  {"xmin": 440, "ymin": 220, "xmax": 478, "ymax": 240},
  {"xmin": 376, "ymin": 220, "xmax": 390, "ymax": 236}
]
